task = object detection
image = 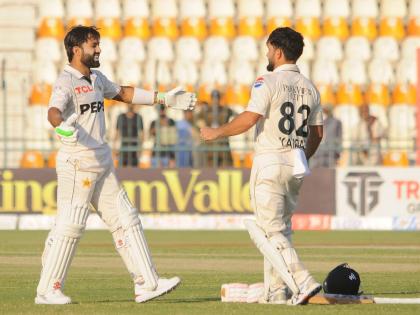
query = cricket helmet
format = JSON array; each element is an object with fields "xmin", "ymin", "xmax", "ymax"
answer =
[{"xmin": 323, "ymin": 263, "xmax": 361, "ymax": 295}]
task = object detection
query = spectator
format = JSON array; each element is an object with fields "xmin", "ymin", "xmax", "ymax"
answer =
[
  {"xmin": 115, "ymin": 103, "xmax": 144, "ymax": 167},
  {"xmin": 150, "ymin": 104, "xmax": 177, "ymax": 167},
  {"xmin": 196, "ymin": 90, "xmax": 235, "ymax": 167},
  {"xmin": 351, "ymin": 104, "xmax": 385, "ymax": 165},
  {"xmin": 176, "ymin": 110, "xmax": 194, "ymax": 167},
  {"xmin": 311, "ymin": 104, "xmax": 342, "ymax": 167}
]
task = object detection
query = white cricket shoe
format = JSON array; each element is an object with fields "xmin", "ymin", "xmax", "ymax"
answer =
[
  {"xmin": 289, "ymin": 277, "xmax": 322, "ymax": 305},
  {"xmin": 135, "ymin": 277, "xmax": 181, "ymax": 303},
  {"xmin": 259, "ymin": 287, "xmax": 289, "ymax": 304},
  {"xmin": 35, "ymin": 290, "xmax": 72, "ymax": 305}
]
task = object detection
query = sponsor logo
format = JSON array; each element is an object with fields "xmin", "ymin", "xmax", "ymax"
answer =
[
  {"xmin": 80, "ymin": 101, "xmax": 104, "ymax": 115},
  {"xmin": 253, "ymin": 77, "xmax": 264, "ymax": 88},
  {"xmin": 342, "ymin": 172, "xmax": 383, "ymax": 216},
  {"xmin": 349, "ymin": 273, "xmax": 357, "ymax": 281},
  {"xmin": 74, "ymin": 85, "xmax": 93, "ymax": 94}
]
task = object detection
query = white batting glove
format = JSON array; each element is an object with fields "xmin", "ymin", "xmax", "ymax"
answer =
[
  {"xmin": 55, "ymin": 113, "xmax": 79, "ymax": 145},
  {"xmin": 157, "ymin": 86, "xmax": 197, "ymax": 110}
]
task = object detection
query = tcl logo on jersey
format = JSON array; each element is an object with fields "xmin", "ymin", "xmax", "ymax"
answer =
[
  {"xmin": 80, "ymin": 101, "xmax": 104, "ymax": 114},
  {"xmin": 74, "ymin": 85, "xmax": 93, "ymax": 94}
]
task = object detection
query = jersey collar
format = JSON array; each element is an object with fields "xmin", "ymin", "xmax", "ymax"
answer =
[
  {"xmin": 273, "ymin": 64, "xmax": 300, "ymax": 73},
  {"xmin": 64, "ymin": 64, "xmax": 96, "ymax": 84}
]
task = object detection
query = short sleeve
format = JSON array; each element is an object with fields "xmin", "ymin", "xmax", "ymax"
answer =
[
  {"xmin": 97, "ymin": 71, "xmax": 121, "ymax": 99},
  {"xmin": 246, "ymin": 76, "xmax": 271, "ymax": 117},
  {"xmin": 48, "ymin": 84, "xmax": 71, "ymax": 112},
  {"xmin": 308, "ymin": 89, "xmax": 323, "ymax": 126}
]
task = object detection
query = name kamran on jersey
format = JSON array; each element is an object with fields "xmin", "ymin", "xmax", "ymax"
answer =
[{"xmin": 279, "ymin": 137, "xmax": 305, "ymax": 149}]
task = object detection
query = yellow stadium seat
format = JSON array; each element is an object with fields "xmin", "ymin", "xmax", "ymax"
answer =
[
  {"xmin": 266, "ymin": 17, "xmax": 293, "ymax": 34},
  {"xmin": 323, "ymin": 17, "xmax": 349, "ymax": 40},
  {"xmin": 29, "ymin": 83, "xmax": 52, "ymax": 106},
  {"xmin": 96, "ymin": 17, "xmax": 122, "ymax": 40},
  {"xmin": 351, "ymin": 17, "xmax": 377, "ymax": 40},
  {"xmin": 295, "ymin": 17, "xmax": 321, "ymax": 40},
  {"xmin": 38, "ymin": 17, "xmax": 65, "ymax": 39},
  {"xmin": 210, "ymin": 17, "xmax": 236, "ymax": 39},
  {"xmin": 153, "ymin": 17, "xmax": 179, "ymax": 40},
  {"xmin": 379, "ymin": 17, "xmax": 405, "ymax": 40},
  {"xmin": 67, "ymin": 17, "xmax": 92, "ymax": 30},
  {"xmin": 231, "ymin": 151, "xmax": 242, "ymax": 168},
  {"xmin": 317, "ymin": 84, "xmax": 336, "ymax": 105},
  {"xmin": 225, "ymin": 84, "xmax": 250, "ymax": 107},
  {"xmin": 392, "ymin": 83, "xmax": 417, "ymax": 105},
  {"xmin": 408, "ymin": 17, "xmax": 420, "ymax": 35},
  {"xmin": 383, "ymin": 151, "xmax": 409, "ymax": 166},
  {"xmin": 336, "ymin": 83, "xmax": 364, "ymax": 106},
  {"xmin": 244, "ymin": 152, "xmax": 254, "ymax": 168},
  {"xmin": 181, "ymin": 18, "xmax": 207, "ymax": 40},
  {"xmin": 365, "ymin": 83, "xmax": 391, "ymax": 106},
  {"xmin": 20, "ymin": 151, "xmax": 45, "ymax": 168},
  {"xmin": 47, "ymin": 151, "xmax": 57, "ymax": 168},
  {"xmin": 238, "ymin": 17, "xmax": 264, "ymax": 38},
  {"xmin": 139, "ymin": 150, "xmax": 152, "ymax": 169},
  {"xmin": 124, "ymin": 17, "xmax": 150, "ymax": 40}
]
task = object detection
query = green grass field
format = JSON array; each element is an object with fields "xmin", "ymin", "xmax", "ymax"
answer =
[{"xmin": 0, "ymin": 230, "xmax": 419, "ymax": 315}]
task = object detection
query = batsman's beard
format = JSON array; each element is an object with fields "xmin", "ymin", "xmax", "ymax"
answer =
[{"xmin": 82, "ymin": 52, "xmax": 100, "ymax": 68}]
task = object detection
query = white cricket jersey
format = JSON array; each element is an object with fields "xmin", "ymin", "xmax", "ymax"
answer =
[
  {"xmin": 49, "ymin": 65, "xmax": 120, "ymax": 161},
  {"xmin": 246, "ymin": 64, "xmax": 323, "ymax": 155}
]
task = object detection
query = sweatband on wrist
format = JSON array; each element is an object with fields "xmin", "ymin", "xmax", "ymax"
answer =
[
  {"xmin": 132, "ymin": 88, "xmax": 155, "ymax": 105},
  {"xmin": 156, "ymin": 92, "xmax": 166, "ymax": 104}
]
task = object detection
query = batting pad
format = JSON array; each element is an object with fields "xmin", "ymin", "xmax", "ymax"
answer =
[
  {"xmin": 37, "ymin": 205, "xmax": 89, "ymax": 295},
  {"xmin": 117, "ymin": 189, "xmax": 158, "ymax": 290},
  {"xmin": 221, "ymin": 283, "xmax": 264, "ymax": 303},
  {"xmin": 244, "ymin": 219, "xmax": 299, "ymax": 294}
]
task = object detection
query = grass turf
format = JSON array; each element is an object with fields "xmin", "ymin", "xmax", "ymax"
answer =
[{"xmin": 0, "ymin": 230, "xmax": 419, "ymax": 314}]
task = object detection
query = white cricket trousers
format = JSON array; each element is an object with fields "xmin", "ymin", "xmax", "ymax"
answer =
[
  {"xmin": 56, "ymin": 150, "xmax": 122, "ymax": 233},
  {"xmin": 249, "ymin": 151, "xmax": 303, "ymax": 237}
]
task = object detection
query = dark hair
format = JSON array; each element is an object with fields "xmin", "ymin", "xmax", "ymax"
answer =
[
  {"xmin": 267, "ymin": 27, "xmax": 304, "ymax": 62},
  {"xmin": 64, "ymin": 26, "xmax": 100, "ymax": 62}
]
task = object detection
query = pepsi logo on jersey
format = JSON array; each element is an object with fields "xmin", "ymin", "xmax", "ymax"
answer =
[
  {"xmin": 253, "ymin": 77, "xmax": 264, "ymax": 88},
  {"xmin": 80, "ymin": 101, "xmax": 104, "ymax": 114}
]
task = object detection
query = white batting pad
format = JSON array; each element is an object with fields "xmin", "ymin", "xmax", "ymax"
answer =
[
  {"xmin": 221, "ymin": 283, "xmax": 264, "ymax": 303},
  {"xmin": 244, "ymin": 219, "xmax": 299, "ymax": 294},
  {"xmin": 37, "ymin": 205, "xmax": 89, "ymax": 295},
  {"xmin": 117, "ymin": 189, "xmax": 158, "ymax": 290}
]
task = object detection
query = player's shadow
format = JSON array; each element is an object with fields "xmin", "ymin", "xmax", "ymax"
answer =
[
  {"xmin": 158, "ymin": 297, "xmax": 220, "ymax": 303},
  {"xmin": 365, "ymin": 291, "xmax": 420, "ymax": 295},
  {"xmin": 94, "ymin": 297, "xmax": 219, "ymax": 304}
]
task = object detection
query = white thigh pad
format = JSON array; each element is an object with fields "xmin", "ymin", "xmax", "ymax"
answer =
[
  {"xmin": 244, "ymin": 219, "xmax": 299, "ymax": 294},
  {"xmin": 37, "ymin": 204, "xmax": 90, "ymax": 295},
  {"xmin": 117, "ymin": 189, "xmax": 158, "ymax": 290}
]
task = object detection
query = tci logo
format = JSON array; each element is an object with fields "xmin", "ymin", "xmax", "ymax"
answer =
[{"xmin": 342, "ymin": 172, "xmax": 383, "ymax": 216}]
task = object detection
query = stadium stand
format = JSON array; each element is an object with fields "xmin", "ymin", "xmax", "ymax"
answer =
[{"xmin": 0, "ymin": 0, "xmax": 418, "ymax": 168}]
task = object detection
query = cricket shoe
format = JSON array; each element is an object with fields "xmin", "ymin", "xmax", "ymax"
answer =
[
  {"xmin": 135, "ymin": 277, "xmax": 181, "ymax": 303},
  {"xmin": 289, "ymin": 277, "xmax": 322, "ymax": 305},
  {"xmin": 35, "ymin": 290, "xmax": 71, "ymax": 305},
  {"xmin": 259, "ymin": 286, "xmax": 289, "ymax": 304}
]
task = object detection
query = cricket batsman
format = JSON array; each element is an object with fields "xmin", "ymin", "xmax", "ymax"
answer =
[
  {"xmin": 200, "ymin": 27, "xmax": 324, "ymax": 305},
  {"xmin": 35, "ymin": 26, "xmax": 196, "ymax": 304}
]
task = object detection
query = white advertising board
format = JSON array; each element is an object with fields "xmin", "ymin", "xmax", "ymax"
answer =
[{"xmin": 336, "ymin": 167, "xmax": 420, "ymax": 229}]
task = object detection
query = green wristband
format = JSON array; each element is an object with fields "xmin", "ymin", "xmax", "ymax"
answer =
[
  {"xmin": 157, "ymin": 92, "xmax": 166, "ymax": 104},
  {"xmin": 55, "ymin": 127, "xmax": 74, "ymax": 137}
]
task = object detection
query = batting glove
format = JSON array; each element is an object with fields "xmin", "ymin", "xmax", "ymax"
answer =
[
  {"xmin": 55, "ymin": 113, "xmax": 79, "ymax": 145},
  {"xmin": 157, "ymin": 86, "xmax": 197, "ymax": 110}
]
